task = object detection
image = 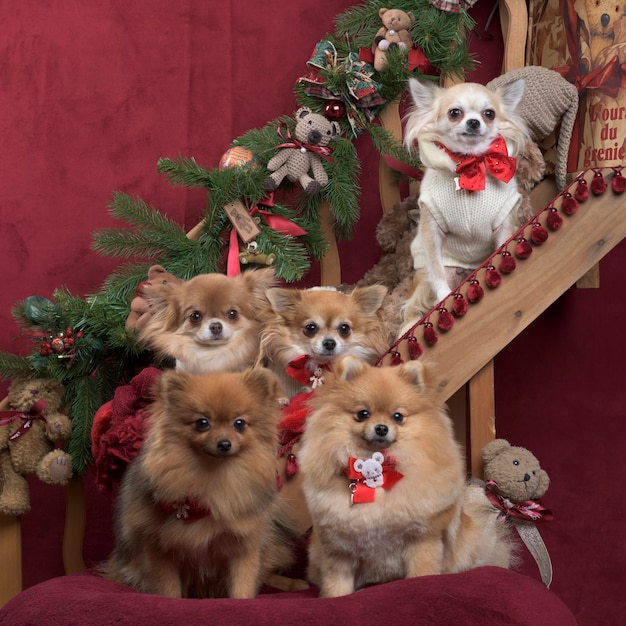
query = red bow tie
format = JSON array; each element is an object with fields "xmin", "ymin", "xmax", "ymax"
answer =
[
  {"xmin": 438, "ymin": 135, "xmax": 517, "ymax": 191},
  {"xmin": 286, "ymin": 355, "xmax": 329, "ymax": 387},
  {"xmin": 485, "ymin": 479, "xmax": 553, "ymax": 523},
  {"xmin": 345, "ymin": 453, "xmax": 404, "ymax": 504}
]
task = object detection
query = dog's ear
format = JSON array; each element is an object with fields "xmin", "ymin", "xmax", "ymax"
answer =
[
  {"xmin": 265, "ymin": 287, "xmax": 301, "ymax": 313},
  {"xmin": 240, "ymin": 267, "xmax": 277, "ymax": 293},
  {"xmin": 495, "ymin": 78, "xmax": 525, "ymax": 115},
  {"xmin": 333, "ymin": 355, "xmax": 369, "ymax": 382},
  {"xmin": 157, "ymin": 369, "xmax": 192, "ymax": 401},
  {"xmin": 350, "ymin": 284, "xmax": 387, "ymax": 315},
  {"xmin": 140, "ymin": 280, "xmax": 184, "ymax": 333},
  {"xmin": 243, "ymin": 367, "xmax": 282, "ymax": 402},
  {"xmin": 407, "ymin": 78, "xmax": 441, "ymax": 110},
  {"xmin": 398, "ymin": 360, "xmax": 428, "ymax": 392}
]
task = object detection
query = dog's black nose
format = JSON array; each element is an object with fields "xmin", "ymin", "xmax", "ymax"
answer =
[
  {"xmin": 375, "ymin": 424, "xmax": 388, "ymax": 437},
  {"xmin": 209, "ymin": 321, "xmax": 223, "ymax": 335},
  {"xmin": 217, "ymin": 439, "xmax": 232, "ymax": 453},
  {"xmin": 322, "ymin": 338, "xmax": 337, "ymax": 352},
  {"xmin": 601, "ymin": 13, "xmax": 610, "ymax": 28},
  {"xmin": 466, "ymin": 118, "xmax": 481, "ymax": 131}
]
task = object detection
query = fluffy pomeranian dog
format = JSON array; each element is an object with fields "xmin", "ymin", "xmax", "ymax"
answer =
[
  {"xmin": 101, "ymin": 367, "xmax": 304, "ymax": 598},
  {"xmin": 138, "ymin": 268, "xmax": 276, "ymax": 374},
  {"xmin": 401, "ymin": 78, "xmax": 532, "ymax": 323},
  {"xmin": 260, "ymin": 285, "xmax": 389, "ymax": 399},
  {"xmin": 298, "ymin": 356, "xmax": 513, "ymax": 597}
]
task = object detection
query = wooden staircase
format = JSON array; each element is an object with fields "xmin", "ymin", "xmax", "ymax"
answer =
[{"xmin": 378, "ymin": 168, "xmax": 626, "ymax": 472}]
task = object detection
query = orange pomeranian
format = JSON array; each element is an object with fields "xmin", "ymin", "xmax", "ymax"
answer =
[
  {"xmin": 138, "ymin": 268, "xmax": 276, "ymax": 375},
  {"xmin": 299, "ymin": 357, "xmax": 513, "ymax": 598},
  {"xmin": 260, "ymin": 285, "xmax": 389, "ymax": 399},
  {"xmin": 101, "ymin": 367, "xmax": 304, "ymax": 599}
]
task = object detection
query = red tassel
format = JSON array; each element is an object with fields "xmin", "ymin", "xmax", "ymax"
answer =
[
  {"xmin": 574, "ymin": 179, "xmax": 589, "ymax": 202},
  {"xmin": 453, "ymin": 293, "xmax": 468, "ymax": 316},
  {"xmin": 390, "ymin": 350, "xmax": 404, "ymax": 365},
  {"xmin": 437, "ymin": 309, "xmax": 454, "ymax": 331},
  {"xmin": 546, "ymin": 208, "xmax": 563, "ymax": 230},
  {"xmin": 515, "ymin": 239, "xmax": 533, "ymax": 259},
  {"xmin": 407, "ymin": 337, "xmax": 423, "ymax": 359},
  {"xmin": 591, "ymin": 172, "xmax": 607, "ymax": 195},
  {"xmin": 485, "ymin": 266, "xmax": 502, "ymax": 288},
  {"xmin": 499, "ymin": 252, "xmax": 516, "ymax": 274},
  {"xmin": 561, "ymin": 194, "xmax": 578, "ymax": 215},
  {"xmin": 467, "ymin": 280, "xmax": 484, "ymax": 303},
  {"xmin": 530, "ymin": 223, "xmax": 549, "ymax": 244},
  {"xmin": 285, "ymin": 453, "xmax": 299, "ymax": 478},
  {"xmin": 612, "ymin": 171, "xmax": 626, "ymax": 194},
  {"xmin": 423, "ymin": 323, "xmax": 439, "ymax": 346}
]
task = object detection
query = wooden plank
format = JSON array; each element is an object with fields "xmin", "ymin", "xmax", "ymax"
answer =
[
  {"xmin": 383, "ymin": 169, "xmax": 626, "ymax": 402},
  {"xmin": 499, "ymin": 0, "xmax": 528, "ymax": 72},
  {"xmin": 63, "ymin": 478, "xmax": 86, "ymax": 574},
  {"xmin": 319, "ymin": 199, "xmax": 341, "ymax": 286},
  {"xmin": 468, "ymin": 361, "xmax": 496, "ymax": 476},
  {"xmin": 377, "ymin": 102, "xmax": 402, "ymax": 214},
  {"xmin": 0, "ymin": 513, "xmax": 22, "ymax": 608}
]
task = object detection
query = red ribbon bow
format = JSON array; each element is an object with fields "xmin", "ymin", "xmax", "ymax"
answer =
[
  {"xmin": 439, "ymin": 135, "xmax": 517, "ymax": 191},
  {"xmin": 285, "ymin": 355, "xmax": 329, "ymax": 387},
  {"xmin": 274, "ymin": 126, "xmax": 335, "ymax": 163},
  {"xmin": 0, "ymin": 399, "xmax": 48, "ymax": 442},
  {"xmin": 226, "ymin": 196, "xmax": 308, "ymax": 277},
  {"xmin": 485, "ymin": 479, "xmax": 553, "ymax": 524},
  {"xmin": 345, "ymin": 453, "xmax": 404, "ymax": 503}
]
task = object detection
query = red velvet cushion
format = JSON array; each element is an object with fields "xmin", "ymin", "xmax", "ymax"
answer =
[{"xmin": 0, "ymin": 567, "xmax": 576, "ymax": 626}]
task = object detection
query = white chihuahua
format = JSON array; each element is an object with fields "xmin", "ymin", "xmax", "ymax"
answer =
[{"xmin": 401, "ymin": 78, "xmax": 530, "ymax": 324}]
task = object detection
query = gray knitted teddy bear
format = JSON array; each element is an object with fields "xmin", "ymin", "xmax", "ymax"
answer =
[{"xmin": 264, "ymin": 107, "xmax": 340, "ymax": 194}]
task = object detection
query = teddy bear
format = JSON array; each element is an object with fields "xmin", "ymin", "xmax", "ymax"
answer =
[
  {"xmin": 0, "ymin": 378, "xmax": 73, "ymax": 515},
  {"xmin": 264, "ymin": 107, "xmax": 340, "ymax": 195},
  {"xmin": 480, "ymin": 438, "xmax": 553, "ymax": 585},
  {"xmin": 482, "ymin": 438, "xmax": 550, "ymax": 507},
  {"xmin": 125, "ymin": 264, "xmax": 184, "ymax": 332},
  {"xmin": 372, "ymin": 7, "xmax": 415, "ymax": 72}
]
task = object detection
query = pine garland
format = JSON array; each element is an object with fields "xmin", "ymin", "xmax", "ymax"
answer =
[{"xmin": 0, "ymin": 0, "xmax": 476, "ymax": 476}]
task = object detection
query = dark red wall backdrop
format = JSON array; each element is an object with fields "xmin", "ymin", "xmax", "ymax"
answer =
[{"xmin": 2, "ymin": 2, "xmax": 624, "ymax": 624}]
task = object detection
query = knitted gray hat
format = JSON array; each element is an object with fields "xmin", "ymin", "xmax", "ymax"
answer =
[{"xmin": 487, "ymin": 66, "xmax": 580, "ymax": 189}]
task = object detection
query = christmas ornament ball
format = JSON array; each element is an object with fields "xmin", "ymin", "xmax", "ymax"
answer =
[
  {"xmin": 323, "ymin": 99, "xmax": 346, "ymax": 121},
  {"xmin": 218, "ymin": 146, "xmax": 260, "ymax": 170}
]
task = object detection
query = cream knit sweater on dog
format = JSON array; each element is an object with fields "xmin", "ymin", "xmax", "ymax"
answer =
[{"xmin": 412, "ymin": 166, "xmax": 521, "ymax": 270}]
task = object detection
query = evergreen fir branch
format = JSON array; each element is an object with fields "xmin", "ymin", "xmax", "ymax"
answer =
[
  {"xmin": 0, "ymin": 352, "xmax": 34, "ymax": 381},
  {"xmin": 255, "ymin": 227, "xmax": 312, "ymax": 283},
  {"xmin": 157, "ymin": 156, "xmax": 213, "ymax": 188},
  {"xmin": 90, "ymin": 228, "xmax": 164, "ymax": 260},
  {"xmin": 65, "ymin": 375, "xmax": 101, "ymax": 475},
  {"xmin": 99, "ymin": 262, "xmax": 153, "ymax": 303}
]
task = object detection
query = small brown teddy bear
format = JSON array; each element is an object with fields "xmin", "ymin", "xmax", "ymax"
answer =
[
  {"xmin": 0, "ymin": 378, "xmax": 73, "ymax": 515},
  {"xmin": 125, "ymin": 264, "xmax": 184, "ymax": 332},
  {"xmin": 264, "ymin": 107, "xmax": 340, "ymax": 195},
  {"xmin": 482, "ymin": 438, "xmax": 550, "ymax": 506},
  {"xmin": 372, "ymin": 7, "xmax": 415, "ymax": 72},
  {"xmin": 481, "ymin": 438, "xmax": 553, "ymax": 585}
]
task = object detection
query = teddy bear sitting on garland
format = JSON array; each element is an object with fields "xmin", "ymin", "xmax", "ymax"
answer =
[{"xmin": 264, "ymin": 107, "xmax": 340, "ymax": 195}]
